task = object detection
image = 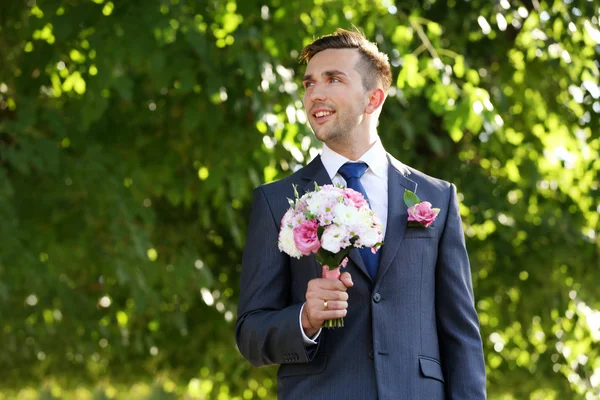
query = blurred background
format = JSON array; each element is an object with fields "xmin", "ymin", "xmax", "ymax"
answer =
[{"xmin": 0, "ymin": 0, "xmax": 599, "ymax": 398}]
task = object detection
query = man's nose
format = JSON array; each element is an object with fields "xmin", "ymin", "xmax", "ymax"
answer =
[{"xmin": 308, "ymin": 82, "xmax": 326, "ymax": 102}]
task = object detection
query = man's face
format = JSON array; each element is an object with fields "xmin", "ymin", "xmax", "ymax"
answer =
[{"xmin": 302, "ymin": 48, "xmax": 370, "ymax": 145}]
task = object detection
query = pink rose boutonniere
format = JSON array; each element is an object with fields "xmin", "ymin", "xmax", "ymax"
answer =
[{"xmin": 404, "ymin": 190, "xmax": 440, "ymax": 228}]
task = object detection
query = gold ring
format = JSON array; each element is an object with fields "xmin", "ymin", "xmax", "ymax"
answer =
[{"xmin": 323, "ymin": 300, "xmax": 328, "ymax": 311}]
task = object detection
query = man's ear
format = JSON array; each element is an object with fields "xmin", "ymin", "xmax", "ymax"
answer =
[{"xmin": 365, "ymin": 88, "xmax": 386, "ymax": 114}]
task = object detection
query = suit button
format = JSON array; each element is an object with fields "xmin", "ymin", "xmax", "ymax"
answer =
[
  {"xmin": 372, "ymin": 293, "xmax": 381, "ymax": 303},
  {"xmin": 368, "ymin": 350, "xmax": 374, "ymax": 359}
]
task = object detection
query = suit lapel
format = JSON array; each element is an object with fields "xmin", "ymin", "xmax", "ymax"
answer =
[
  {"xmin": 375, "ymin": 154, "xmax": 417, "ymax": 283},
  {"xmin": 301, "ymin": 155, "xmax": 332, "ymax": 193},
  {"xmin": 347, "ymin": 248, "xmax": 370, "ymax": 282},
  {"xmin": 300, "ymin": 155, "xmax": 371, "ymax": 281}
]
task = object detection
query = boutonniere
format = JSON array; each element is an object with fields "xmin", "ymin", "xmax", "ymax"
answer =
[{"xmin": 403, "ymin": 190, "xmax": 440, "ymax": 228}]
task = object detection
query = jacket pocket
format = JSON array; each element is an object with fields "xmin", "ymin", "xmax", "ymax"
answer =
[
  {"xmin": 419, "ymin": 356, "xmax": 445, "ymax": 383},
  {"xmin": 278, "ymin": 355, "xmax": 328, "ymax": 378},
  {"xmin": 404, "ymin": 227, "xmax": 436, "ymax": 239}
]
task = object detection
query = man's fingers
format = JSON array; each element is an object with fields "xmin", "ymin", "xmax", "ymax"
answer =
[
  {"xmin": 304, "ymin": 276, "xmax": 352, "ymax": 328},
  {"xmin": 307, "ymin": 307, "xmax": 347, "ymax": 321},
  {"xmin": 305, "ymin": 299, "xmax": 348, "ymax": 320},
  {"xmin": 307, "ymin": 277, "xmax": 348, "ymax": 291},
  {"xmin": 306, "ymin": 289, "xmax": 348, "ymax": 302},
  {"xmin": 340, "ymin": 272, "xmax": 353, "ymax": 287},
  {"xmin": 322, "ymin": 309, "xmax": 347, "ymax": 319},
  {"xmin": 321, "ymin": 300, "xmax": 348, "ymax": 311}
]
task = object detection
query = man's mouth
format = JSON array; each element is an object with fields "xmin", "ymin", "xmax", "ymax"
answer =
[{"xmin": 313, "ymin": 110, "xmax": 335, "ymax": 122}]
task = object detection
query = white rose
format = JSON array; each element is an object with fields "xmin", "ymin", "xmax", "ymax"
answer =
[
  {"xmin": 334, "ymin": 203, "xmax": 360, "ymax": 226},
  {"xmin": 360, "ymin": 227, "xmax": 381, "ymax": 247},
  {"xmin": 356, "ymin": 208, "xmax": 376, "ymax": 226},
  {"xmin": 278, "ymin": 226, "xmax": 302, "ymax": 258},
  {"xmin": 320, "ymin": 225, "xmax": 348, "ymax": 253}
]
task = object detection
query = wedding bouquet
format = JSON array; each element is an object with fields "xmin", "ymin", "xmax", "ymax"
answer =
[{"xmin": 278, "ymin": 183, "xmax": 383, "ymax": 328}]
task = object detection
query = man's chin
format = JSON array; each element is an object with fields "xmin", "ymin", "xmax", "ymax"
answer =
[
  {"xmin": 313, "ymin": 130, "xmax": 328, "ymax": 143},
  {"xmin": 311, "ymin": 124, "xmax": 342, "ymax": 143},
  {"xmin": 310, "ymin": 121, "xmax": 332, "ymax": 139}
]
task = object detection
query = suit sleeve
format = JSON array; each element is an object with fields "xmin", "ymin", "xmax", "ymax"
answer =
[
  {"xmin": 435, "ymin": 184, "xmax": 487, "ymax": 399},
  {"xmin": 236, "ymin": 186, "xmax": 320, "ymax": 367}
]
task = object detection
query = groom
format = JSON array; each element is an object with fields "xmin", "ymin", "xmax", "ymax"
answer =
[{"xmin": 236, "ymin": 29, "xmax": 486, "ymax": 399}]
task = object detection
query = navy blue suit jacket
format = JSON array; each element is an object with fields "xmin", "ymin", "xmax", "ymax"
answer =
[{"xmin": 236, "ymin": 154, "xmax": 486, "ymax": 399}]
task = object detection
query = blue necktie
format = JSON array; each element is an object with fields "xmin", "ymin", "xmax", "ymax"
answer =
[{"xmin": 338, "ymin": 162, "xmax": 380, "ymax": 280}]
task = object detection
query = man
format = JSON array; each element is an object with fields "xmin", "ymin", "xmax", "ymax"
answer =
[{"xmin": 236, "ymin": 28, "xmax": 486, "ymax": 399}]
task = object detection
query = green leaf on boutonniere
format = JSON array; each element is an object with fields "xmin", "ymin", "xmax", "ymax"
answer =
[
  {"xmin": 407, "ymin": 221, "xmax": 425, "ymax": 228},
  {"xmin": 403, "ymin": 190, "xmax": 421, "ymax": 208}
]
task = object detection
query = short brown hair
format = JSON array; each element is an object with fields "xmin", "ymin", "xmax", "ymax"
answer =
[{"xmin": 300, "ymin": 28, "xmax": 392, "ymax": 92}]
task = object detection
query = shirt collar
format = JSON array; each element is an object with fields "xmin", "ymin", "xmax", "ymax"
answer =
[{"xmin": 321, "ymin": 138, "xmax": 388, "ymax": 180}]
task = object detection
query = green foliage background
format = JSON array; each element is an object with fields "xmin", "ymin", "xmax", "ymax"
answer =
[{"xmin": 1, "ymin": 0, "xmax": 599, "ymax": 398}]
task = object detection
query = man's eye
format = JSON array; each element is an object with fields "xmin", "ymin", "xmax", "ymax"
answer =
[
  {"xmin": 304, "ymin": 82, "xmax": 314, "ymax": 88},
  {"xmin": 331, "ymin": 77, "xmax": 341, "ymax": 83}
]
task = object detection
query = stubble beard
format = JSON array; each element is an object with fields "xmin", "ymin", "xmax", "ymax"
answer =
[
  {"xmin": 311, "ymin": 109, "xmax": 358, "ymax": 147},
  {"xmin": 310, "ymin": 99, "xmax": 367, "ymax": 149},
  {"xmin": 313, "ymin": 122, "xmax": 345, "ymax": 145}
]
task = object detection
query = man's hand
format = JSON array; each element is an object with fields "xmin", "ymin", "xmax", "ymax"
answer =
[{"xmin": 301, "ymin": 272, "xmax": 354, "ymax": 337}]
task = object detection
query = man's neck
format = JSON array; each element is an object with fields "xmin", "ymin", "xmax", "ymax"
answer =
[{"xmin": 326, "ymin": 132, "xmax": 378, "ymax": 161}]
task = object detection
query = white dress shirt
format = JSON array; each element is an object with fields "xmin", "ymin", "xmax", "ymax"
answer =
[{"xmin": 300, "ymin": 138, "xmax": 390, "ymax": 345}]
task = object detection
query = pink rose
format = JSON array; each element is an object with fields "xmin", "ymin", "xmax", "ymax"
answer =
[
  {"xmin": 408, "ymin": 201, "xmax": 440, "ymax": 228},
  {"xmin": 293, "ymin": 220, "xmax": 321, "ymax": 256},
  {"xmin": 343, "ymin": 188, "xmax": 369, "ymax": 208}
]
